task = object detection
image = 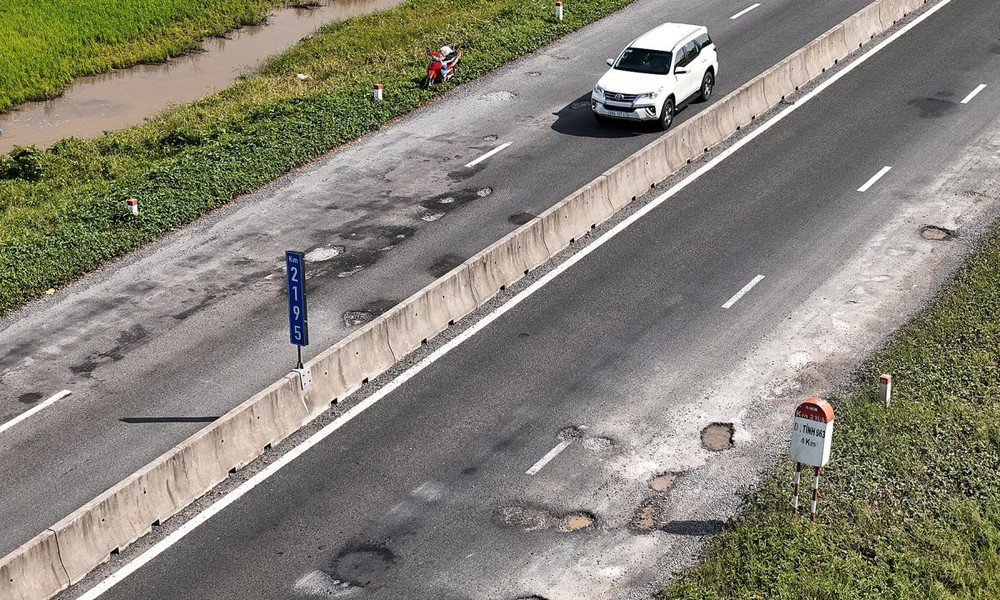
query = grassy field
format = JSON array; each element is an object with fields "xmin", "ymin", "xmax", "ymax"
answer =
[
  {"xmin": 0, "ymin": 0, "xmax": 292, "ymax": 112},
  {"xmin": 0, "ymin": 0, "xmax": 632, "ymax": 315},
  {"xmin": 659, "ymin": 228, "xmax": 1000, "ymax": 598}
]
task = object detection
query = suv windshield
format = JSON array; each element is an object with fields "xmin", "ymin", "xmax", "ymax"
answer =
[{"xmin": 613, "ymin": 47, "xmax": 672, "ymax": 75}]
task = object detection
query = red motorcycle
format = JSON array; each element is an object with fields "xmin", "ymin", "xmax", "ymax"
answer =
[{"xmin": 422, "ymin": 45, "xmax": 462, "ymax": 88}]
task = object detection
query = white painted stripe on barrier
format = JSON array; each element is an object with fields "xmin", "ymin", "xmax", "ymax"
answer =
[
  {"xmin": 960, "ymin": 84, "xmax": 986, "ymax": 104},
  {"xmin": 76, "ymin": 1, "xmax": 957, "ymax": 595},
  {"xmin": 730, "ymin": 3, "xmax": 762, "ymax": 19},
  {"xmin": 525, "ymin": 440, "xmax": 572, "ymax": 475},
  {"xmin": 722, "ymin": 275, "xmax": 765, "ymax": 309},
  {"xmin": 857, "ymin": 166, "xmax": 892, "ymax": 192},
  {"xmin": 465, "ymin": 142, "xmax": 511, "ymax": 168},
  {"xmin": 0, "ymin": 390, "xmax": 71, "ymax": 436}
]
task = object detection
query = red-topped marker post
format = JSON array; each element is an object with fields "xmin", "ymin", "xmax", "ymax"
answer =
[{"xmin": 790, "ymin": 396, "xmax": 835, "ymax": 522}]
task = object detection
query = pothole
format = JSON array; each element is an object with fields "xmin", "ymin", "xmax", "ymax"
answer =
[
  {"xmin": 527, "ymin": 71, "xmax": 542, "ymax": 77},
  {"xmin": 515, "ymin": 596, "xmax": 551, "ymax": 600},
  {"xmin": 327, "ymin": 545, "xmax": 395, "ymax": 588},
  {"xmin": 499, "ymin": 505, "xmax": 596, "ymax": 533},
  {"xmin": 921, "ymin": 225, "xmax": 955, "ymax": 240},
  {"xmin": 582, "ymin": 436, "xmax": 614, "ymax": 452},
  {"xmin": 480, "ymin": 90, "xmax": 518, "ymax": 102},
  {"xmin": 421, "ymin": 211, "xmax": 445, "ymax": 222},
  {"xmin": 483, "ymin": 134, "xmax": 498, "ymax": 141},
  {"xmin": 336, "ymin": 265, "xmax": 367, "ymax": 278},
  {"xmin": 649, "ymin": 472, "xmax": 680, "ymax": 493},
  {"xmin": 343, "ymin": 310, "xmax": 373, "ymax": 327},
  {"xmin": 630, "ymin": 498, "xmax": 664, "ymax": 533},
  {"xmin": 570, "ymin": 100, "xmax": 590, "ymax": 110},
  {"xmin": 558, "ymin": 426, "xmax": 585, "ymax": 441},
  {"xmin": 477, "ymin": 187, "xmax": 493, "ymax": 197},
  {"xmin": 498, "ymin": 506, "xmax": 557, "ymax": 531},
  {"xmin": 701, "ymin": 423, "xmax": 734, "ymax": 451},
  {"xmin": 559, "ymin": 512, "xmax": 596, "ymax": 532},
  {"xmin": 438, "ymin": 196, "xmax": 456, "ymax": 204},
  {"xmin": 305, "ymin": 245, "xmax": 345, "ymax": 262},
  {"xmin": 508, "ymin": 212, "xmax": 535, "ymax": 225},
  {"xmin": 18, "ymin": 392, "xmax": 42, "ymax": 404}
]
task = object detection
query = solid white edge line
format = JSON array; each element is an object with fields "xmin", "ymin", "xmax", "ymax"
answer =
[
  {"xmin": 721, "ymin": 275, "xmax": 765, "ymax": 309},
  {"xmin": 78, "ymin": 1, "xmax": 956, "ymax": 596},
  {"xmin": 525, "ymin": 440, "xmax": 573, "ymax": 475},
  {"xmin": 730, "ymin": 3, "xmax": 762, "ymax": 20},
  {"xmin": 0, "ymin": 390, "xmax": 71, "ymax": 436},
  {"xmin": 960, "ymin": 83, "xmax": 987, "ymax": 104},
  {"xmin": 857, "ymin": 166, "xmax": 892, "ymax": 192},
  {"xmin": 465, "ymin": 142, "xmax": 512, "ymax": 168}
]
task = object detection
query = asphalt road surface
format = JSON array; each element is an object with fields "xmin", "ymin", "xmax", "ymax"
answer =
[
  {"xmin": 72, "ymin": 0, "xmax": 1000, "ymax": 597},
  {"xmin": 0, "ymin": 0, "xmax": 877, "ymax": 555}
]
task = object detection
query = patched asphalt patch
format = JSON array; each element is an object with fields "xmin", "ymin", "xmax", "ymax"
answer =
[
  {"xmin": 429, "ymin": 254, "xmax": 467, "ymax": 278},
  {"xmin": 18, "ymin": 392, "xmax": 43, "ymax": 404},
  {"xmin": 69, "ymin": 324, "xmax": 149, "ymax": 375},
  {"xmin": 326, "ymin": 544, "xmax": 395, "ymax": 588},
  {"xmin": 701, "ymin": 422, "xmax": 734, "ymax": 451},
  {"xmin": 921, "ymin": 225, "xmax": 955, "ymax": 240},
  {"xmin": 908, "ymin": 97, "xmax": 956, "ymax": 118},
  {"xmin": 508, "ymin": 212, "xmax": 535, "ymax": 225},
  {"xmin": 305, "ymin": 246, "xmax": 346, "ymax": 262}
]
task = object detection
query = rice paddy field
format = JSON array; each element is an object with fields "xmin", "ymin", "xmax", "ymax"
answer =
[{"xmin": 0, "ymin": 0, "xmax": 294, "ymax": 112}]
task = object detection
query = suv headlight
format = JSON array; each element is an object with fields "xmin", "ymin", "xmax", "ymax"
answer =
[
  {"xmin": 593, "ymin": 84, "xmax": 605, "ymax": 97},
  {"xmin": 636, "ymin": 88, "xmax": 662, "ymax": 100}
]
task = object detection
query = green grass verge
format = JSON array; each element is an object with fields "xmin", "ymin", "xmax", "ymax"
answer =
[
  {"xmin": 0, "ymin": 0, "xmax": 632, "ymax": 316},
  {"xmin": 0, "ymin": 0, "xmax": 292, "ymax": 112},
  {"xmin": 658, "ymin": 228, "xmax": 1000, "ymax": 599}
]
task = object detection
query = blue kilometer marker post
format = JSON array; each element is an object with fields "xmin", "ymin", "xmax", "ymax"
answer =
[{"xmin": 285, "ymin": 251, "xmax": 309, "ymax": 368}]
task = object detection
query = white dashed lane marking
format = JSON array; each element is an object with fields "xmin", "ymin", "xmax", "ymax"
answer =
[
  {"xmin": 730, "ymin": 3, "xmax": 762, "ymax": 20},
  {"xmin": 857, "ymin": 166, "xmax": 892, "ymax": 192}
]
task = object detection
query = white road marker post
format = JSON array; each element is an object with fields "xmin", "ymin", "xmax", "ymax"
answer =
[
  {"xmin": 879, "ymin": 374, "xmax": 892, "ymax": 407},
  {"xmin": 373, "ymin": 83, "xmax": 383, "ymax": 102},
  {"xmin": 791, "ymin": 462, "xmax": 802, "ymax": 515},
  {"xmin": 790, "ymin": 397, "xmax": 835, "ymax": 522},
  {"xmin": 126, "ymin": 197, "xmax": 139, "ymax": 216},
  {"xmin": 555, "ymin": 1, "xmax": 564, "ymax": 21}
]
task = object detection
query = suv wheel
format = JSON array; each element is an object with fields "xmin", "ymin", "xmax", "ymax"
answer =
[
  {"xmin": 658, "ymin": 98, "xmax": 675, "ymax": 131},
  {"xmin": 698, "ymin": 70, "xmax": 714, "ymax": 102}
]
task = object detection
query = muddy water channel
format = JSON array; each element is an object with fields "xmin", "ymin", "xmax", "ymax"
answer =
[{"xmin": 0, "ymin": 0, "xmax": 403, "ymax": 153}]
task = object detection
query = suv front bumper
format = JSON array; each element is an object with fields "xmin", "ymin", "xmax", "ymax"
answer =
[{"xmin": 591, "ymin": 98, "xmax": 660, "ymax": 121}]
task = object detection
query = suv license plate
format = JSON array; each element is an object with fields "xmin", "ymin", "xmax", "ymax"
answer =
[{"xmin": 607, "ymin": 110, "xmax": 631, "ymax": 118}]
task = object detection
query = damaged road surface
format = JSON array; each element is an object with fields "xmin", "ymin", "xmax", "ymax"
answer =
[
  {"xmin": 71, "ymin": 0, "xmax": 1000, "ymax": 598},
  {"xmin": 0, "ymin": 0, "xmax": 881, "ymax": 558}
]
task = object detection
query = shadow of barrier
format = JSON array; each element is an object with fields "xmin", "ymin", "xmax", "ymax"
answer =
[{"xmin": 0, "ymin": 0, "xmax": 930, "ymax": 597}]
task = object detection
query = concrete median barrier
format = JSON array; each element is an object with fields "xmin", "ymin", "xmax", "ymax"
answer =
[
  {"xmin": 384, "ymin": 265, "xmax": 478, "ymax": 358},
  {"xmin": 0, "ymin": 531, "xmax": 69, "ymax": 600},
  {"xmin": 844, "ymin": 3, "xmax": 884, "ymax": 49},
  {"xmin": 538, "ymin": 176, "xmax": 615, "ymax": 254},
  {"xmin": 0, "ymin": 1, "xmax": 936, "ymax": 596},
  {"xmin": 304, "ymin": 319, "xmax": 395, "ymax": 409}
]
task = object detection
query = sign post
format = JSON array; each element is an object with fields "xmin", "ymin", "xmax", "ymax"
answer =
[
  {"xmin": 790, "ymin": 396, "xmax": 835, "ymax": 522},
  {"xmin": 285, "ymin": 251, "xmax": 311, "ymax": 388}
]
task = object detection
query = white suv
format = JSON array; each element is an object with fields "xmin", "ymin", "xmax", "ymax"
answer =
[{"xmin": 592, "ymin": 23, "xmax": 718, "ymax": 130}]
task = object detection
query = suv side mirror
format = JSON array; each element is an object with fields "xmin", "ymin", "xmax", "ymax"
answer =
[
  {"xmin": 606, "ymin": 58, "xmax": 614, "ymax": 66},
  {"xmin": 674, "ymin": 67, "xmax": 688, "ymax": 74}
]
